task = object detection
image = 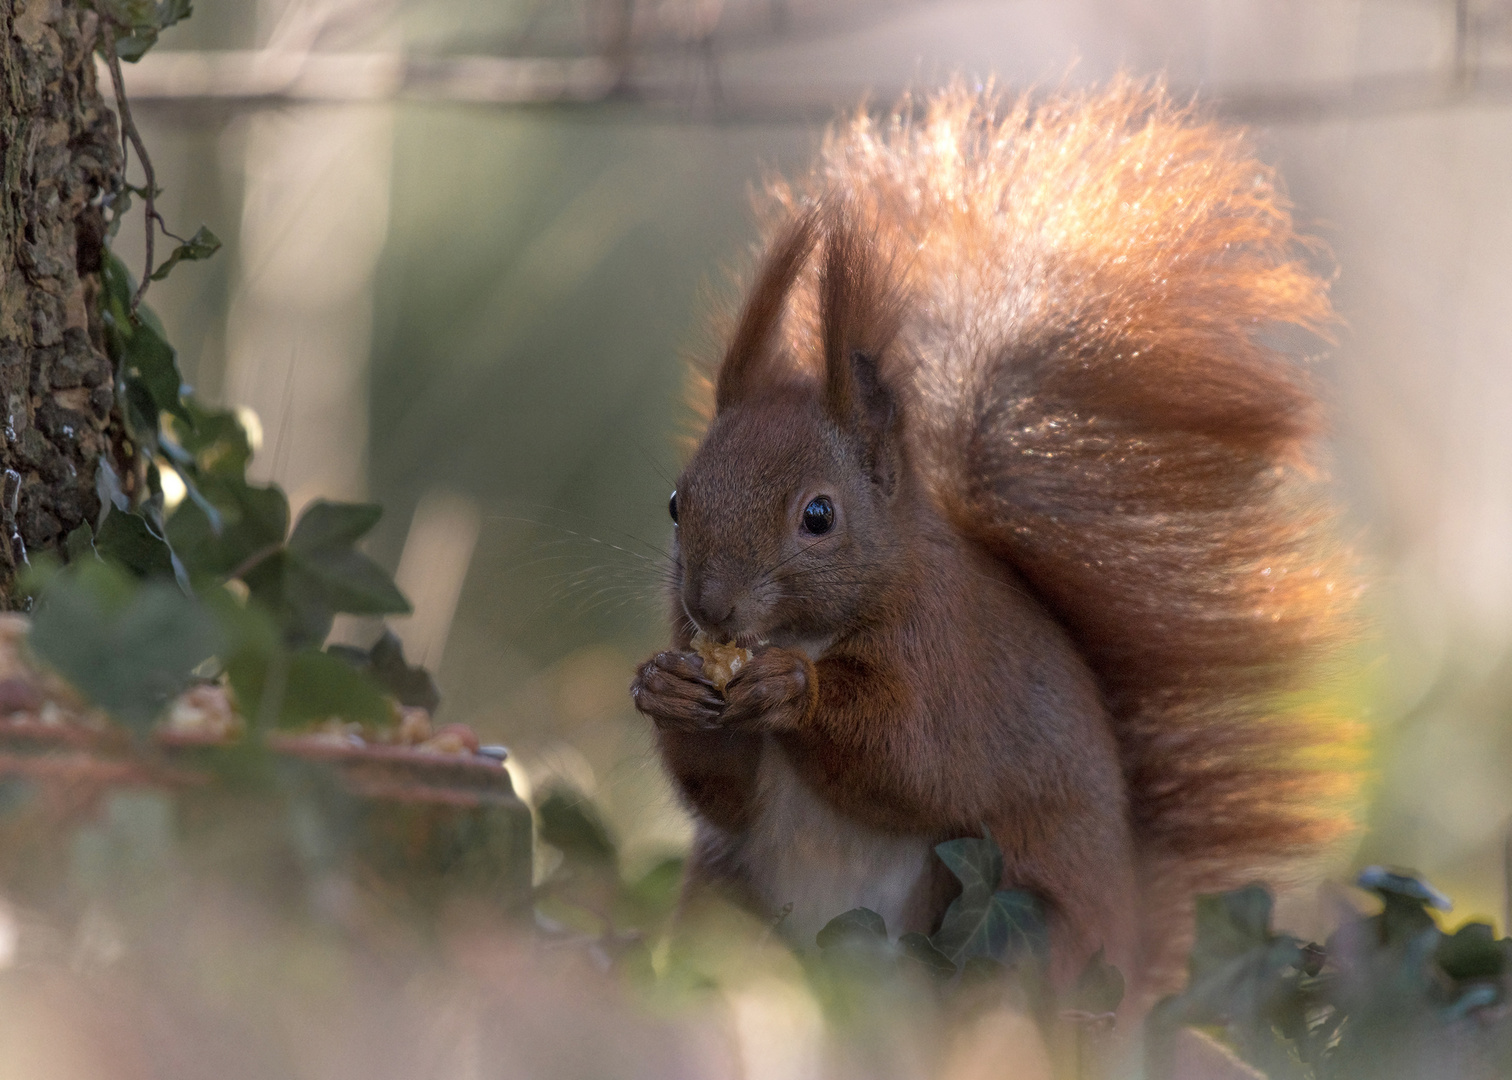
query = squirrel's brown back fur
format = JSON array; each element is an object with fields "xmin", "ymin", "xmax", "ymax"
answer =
[{"xmin": 693, "ymin": 80, "xmax": 1360, "ymax": 975}]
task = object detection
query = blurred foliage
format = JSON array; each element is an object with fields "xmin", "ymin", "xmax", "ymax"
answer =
[
  {"xmin": 533, "ymin": 798, "xmax": 1512, "ymax": 1079},
  {"xmin": 1150, "ymin": 870, "xmax": 1512, "ymax": 1079},
  {"xmin": 24, "ymin": 242, "xmax": 415, "ymax": 735},
  {"xmin": 27, "ymin": 559, "xmax": 220, "ymax": 733},
  {"xmin": 532, "ymin": 782, "xmax": 682, "ymax": 964},
  {"xmin": 536, "ymin": 785, "xmax": 618, "ymax": 867}
]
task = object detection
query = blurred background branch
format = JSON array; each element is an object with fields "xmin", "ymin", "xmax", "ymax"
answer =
[{"xmin": 111, "ymin": 0, "xmax": 1512, "ymax": 122}]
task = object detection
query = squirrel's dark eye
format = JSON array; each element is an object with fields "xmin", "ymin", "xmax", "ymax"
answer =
[
  {"xmin": 668, "ymin": 490, "xmax": 678, "ymax": 524},
  {"xmin": 801, "ymin": 496, "xmax": 835, "ymax": 536}
]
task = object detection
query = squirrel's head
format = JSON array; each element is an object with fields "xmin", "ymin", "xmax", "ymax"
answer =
[{"xmin": 669, "ymin": 205, "xmax": 912, "ymax": 649}]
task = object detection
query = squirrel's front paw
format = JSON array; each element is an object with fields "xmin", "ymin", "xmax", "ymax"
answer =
[
  {"xmin": 631, "ymin": 651, "xmax": 725, "ymax": 731},
  {"xmin": 721, "ymin": 647, "xmax": 816, "ymax": 730}
]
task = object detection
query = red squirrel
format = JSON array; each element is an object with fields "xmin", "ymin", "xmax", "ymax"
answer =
[{"xmin": 630, "ymin": 80, "xmax": 1357, "ymax": 997}]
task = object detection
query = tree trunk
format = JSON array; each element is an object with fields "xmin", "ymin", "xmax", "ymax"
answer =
[{"xmin": 0, "ymin": 0, "xmax": 125, "ymax": 606}]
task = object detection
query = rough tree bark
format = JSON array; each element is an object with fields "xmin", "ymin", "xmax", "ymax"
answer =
[{"xmin": 0, "ymin": 0, "xmax": 126, "ymax": 606}]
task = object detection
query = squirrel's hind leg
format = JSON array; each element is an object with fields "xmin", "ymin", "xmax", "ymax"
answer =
[{"xmin": 987, "ymin": 809, "xmax": 1141, "ymax": 1002}]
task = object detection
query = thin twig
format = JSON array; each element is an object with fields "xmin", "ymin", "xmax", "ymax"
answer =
[
  {"xmin": 98, "ymin": 23, "xmax": 159, "ymax": 313},
  {"xmin": 270, "ymin": 344, "xmax": 300, "ymax": 483}
]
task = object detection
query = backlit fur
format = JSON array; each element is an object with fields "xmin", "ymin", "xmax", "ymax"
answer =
[{"xmin": 637, "ymin": 79, "xmax": 1360, "ymax": 1001}]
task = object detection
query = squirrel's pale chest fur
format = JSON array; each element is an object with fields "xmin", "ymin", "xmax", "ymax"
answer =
[
  {"xmin": 632, "ymin": 79, "xmax": 1359, "ymax": 1002},
  {"xmin": 741, "ymin": 742, "xmax": 935, "ymax": 943}
]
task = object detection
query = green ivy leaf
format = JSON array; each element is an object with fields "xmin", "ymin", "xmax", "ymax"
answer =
[
  {"xmin": 1151, "ymin": 874, "xmax": 1512, "ymax": 1080},
  {"xmin": 238, "ymin": 500, "xmax": 408, "ymax": 649},
  {"xmin": 167, "ymin": 478, "xmax": 288, "ymax": 580},
  {"xmin": 166, "ymin": 402, "xmax": 253, "ymax": 481},
  {"xmin": 149, "ymin": 225, "xmax": 221, "ymax": 281},
  {"xmin": 202, "ymin": 583, "xmax": 281, "ymax": 654},
  {"xmin": 287, "ymin": 500, "xmax": 381, "ymax": 554},
  {"xmin": 930, "ymin": 835, "xmax": 1049, "ymax": 968},
  {"xmin": 994, "ymin": 891, "xmax": 1050, "ymax": 966},
  {"xmin": 1152, "ymin": 883, "xmax": 1309, "ymax": 1078},
  {"xmin": 286, "ymin": 500, "xmax": 409, "ymax": 614},
  {"xmin": 536, "ymin": 786, "xmax": 617, "ymax": 868},
  {"xmin": 121, "ymin": 381, "xmax": 163, "ymax": 452},
  {"xmin": 28, "ymin": 560, "xmax": 220, "ymax": 734},
  {"xmin": 816, "ymin": 908, "xmax": 888, "ymax": 950},
  {"xmin": 1191, "ymin": 886, "xmax": 1276, "ymax": 975},
  {"xmin": 277, "ymin": 650, "xmax": 391, "ymax": 727},
  {"xmin": 121, "ymin": 316, "xmax": 187, "ymax": 423},
  {"xmin": 100, "ymin": 253, "xmax": 188, "ymax": 430},
  {"xmin": 201, "ymin": 587, "xmax": 279, "ymax": 723},
  {"xmin": 226, "ymin": 499, "xmax": 405, "ymax": 647},
  {"xmin": 112, "ymin": 31, "xmax": 157, "ymax": 62},
  {"xmin": 935, "ymin": 835, "xmax": 1003, "ymax": 901},
  {"xmin": 65, "ymin": 522, "xmax": 96, "ymax": 563},
  {"xmin": 101, "ymin": 249, "xmax": 133, "ymax": 315},
  {"xmin": 240, "ymin": 550, "xmax": 335, "ymax": 649},
  {"xmin": 1067, "ymin": 947, "xmax": 1126, "ymax": 1015},
  {"xmin": 94, "ymin": 509, "xmax": 179, "ymax": 581},
  {"xmin": 326, "ymin": 630, "xmax": 439, "ymax": 711},
  {"xmin": 896, "ymin": 931, "xmax": 957, "ymax": 981},
  {"xmin": 812, "ymin": 907, "xmax": 900, "ymax": 993}
]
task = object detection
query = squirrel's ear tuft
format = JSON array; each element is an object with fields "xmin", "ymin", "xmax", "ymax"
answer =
[
  {"xmin": 819, "ymin": 204, "xmax": 906, "ymax": 492},
  {"xmin": 848, "ymin": 349, "xmax": 903, "ymax": 493},
  {"xmin": 715, "ymin": 208, "xmax": 819, "ymax": 413}
]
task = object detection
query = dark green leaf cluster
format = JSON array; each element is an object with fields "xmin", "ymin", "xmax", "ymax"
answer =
[
  {"xmin": 812, "ymin": 834, "xmax": 1061, "ymax": 1000},
  {"xmin": 327, "ymin": 631, "xmax": 441, "ymax": 712},
  {"xmin": 29, "ymin": 255, "xmax": 418, "ymax": 736},
  {"xmin": 28, "ymin": 559, "xmax": 219, "ymax": 729},
  {"xmin": 87, "ymin": 0, "xmax": 194, "ymax": 62},
  {"xmin": 530, "ymin": 784, "xmax": 685, "ymax": 960},
  {"xmin": 1150, "ymin": 869, "xmax": 1512, "ymax": 1080},
  {"xmin": 807, "ymin": 834, "xmax": 1123, "ymax": 1053}
]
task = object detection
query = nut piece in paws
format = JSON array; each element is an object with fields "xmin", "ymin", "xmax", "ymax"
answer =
[{"xmin": 690, "ymin": 631, "xmax": 754, "ymax": 693}]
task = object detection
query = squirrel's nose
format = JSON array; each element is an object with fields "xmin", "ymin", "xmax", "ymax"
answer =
[{"xmin": 686, "ymin": 580, "xmax": 739, "ymax": 637}]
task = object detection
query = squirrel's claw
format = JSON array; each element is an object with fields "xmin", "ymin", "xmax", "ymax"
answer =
[
  {"xmin": 632, "ymin": 650, "xmax": 725, "ymax": 730},
  {"xmin": 720, "ymin": 647, "xmax": 814, "ymax": 731}
]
